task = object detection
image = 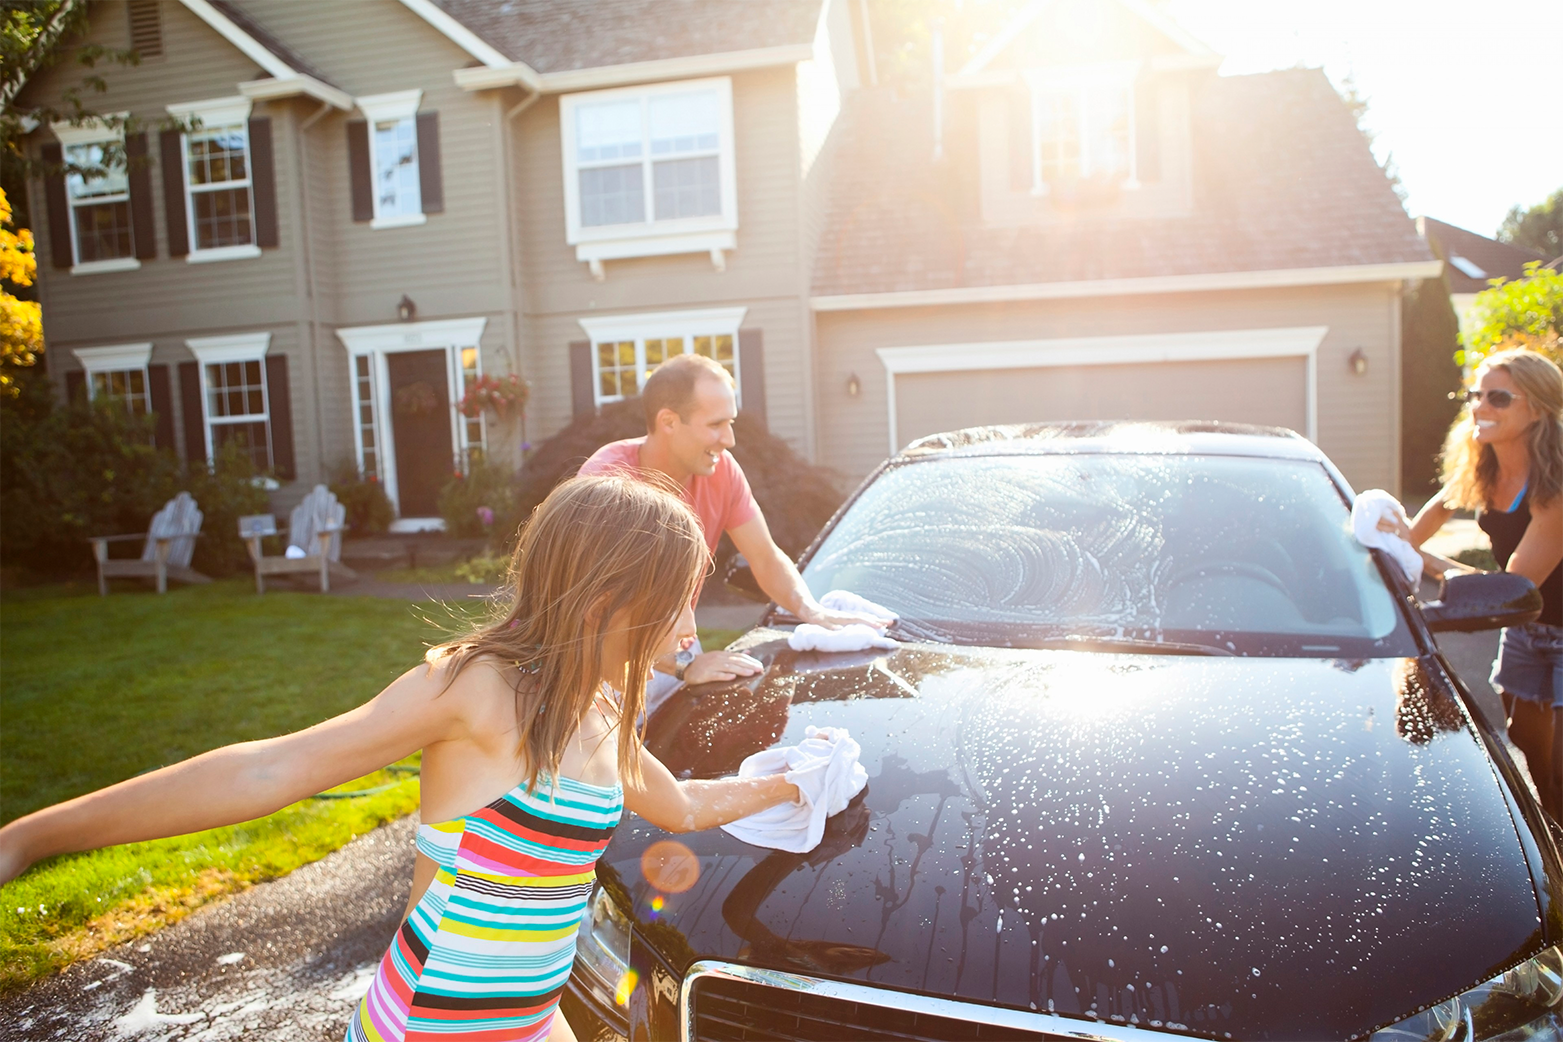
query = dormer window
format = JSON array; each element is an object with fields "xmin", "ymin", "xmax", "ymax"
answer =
[{"xmin": 1023, "ymin": 63, "xmax": 1139, "ymax": 193}]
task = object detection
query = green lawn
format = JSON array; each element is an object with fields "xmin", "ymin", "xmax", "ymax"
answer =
[{"xmin": 0, "ymin": 579, "xmax": 747, "ymax": 990}]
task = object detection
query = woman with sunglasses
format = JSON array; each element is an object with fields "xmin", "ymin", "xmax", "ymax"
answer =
[{"xmin": 1394, "ymin": 348, "xmax": 1563, "ymax": 815}]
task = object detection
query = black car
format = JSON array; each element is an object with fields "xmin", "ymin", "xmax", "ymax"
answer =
[{"xmin": 562, "ymin": 421, "xmax": 1553, "ymax": 1042}]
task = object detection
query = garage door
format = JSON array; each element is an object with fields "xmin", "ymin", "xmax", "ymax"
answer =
[{"xmin": 895, "ymin": 356, "xmax": 1308, "ymax": 448}]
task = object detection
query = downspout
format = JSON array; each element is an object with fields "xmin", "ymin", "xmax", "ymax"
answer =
[
  {"xmin": 500, "ymin": 87, "xmax": 538, "ymax": 469},
  {"xmin": 294, "ymin": 100, "xmax": 331, "ymax": 483}
]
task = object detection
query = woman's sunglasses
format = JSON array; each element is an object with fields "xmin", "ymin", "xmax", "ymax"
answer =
[{"xmin": 1454, "ymin": 388, "xmax": 1526, "ymax": 409}]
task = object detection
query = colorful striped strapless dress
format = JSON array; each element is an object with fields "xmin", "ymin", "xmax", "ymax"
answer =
[{"xmin": 347, "ymin": 774, "xmax": 623, "ymax": 1041}]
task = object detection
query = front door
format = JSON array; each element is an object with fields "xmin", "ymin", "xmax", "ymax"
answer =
[{"xmin": 386, "ymin": 349, "xmax": 454, "ymax": 517}]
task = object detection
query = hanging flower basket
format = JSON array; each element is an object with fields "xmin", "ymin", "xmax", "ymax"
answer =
[{"xmin": 457, "ymin": 374, "xmax": 529, "ymax": 420}]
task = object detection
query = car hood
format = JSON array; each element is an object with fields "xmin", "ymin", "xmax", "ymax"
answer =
[{"xmin": 611, "ymin": 634, "xmax": 1545, "ymax": 1041}]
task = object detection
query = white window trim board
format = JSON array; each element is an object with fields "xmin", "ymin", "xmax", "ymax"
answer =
[
  {"xmin": 335, "ymin": 316, "xmax": 488, "ymax": 518},
  {"xmin": 358, "ymin": 90, "xmax": 426, "ymax": 228},
  {"xmin": 166, "ymin": 96, "xmax": 254, "ymax": 125},
  {"xmin": 874, "ymin": 325, "xmax": 1328, "ymax": 456},
  {"xmin": 357, "ymin": 89, "xmax": 423, "ymax": 123},
  {"xmin": 73, "ymin": 342, "xmax": 153, "ymax": 372},
  {"xmin": 51, "ymin": 114, "xmax": 129, "ymax": 147},
  {"xmin": 170, "ymin": 100, "xmax": 258, "ymax": 260},
  {"xmin": 559, "ymin": 77, "xmax": 738, "ymax": 271},
  {"xmin": 370, "ymin": 212, "xmax": 428, "ymax": 230},
  {"xmin": 71, "ymin": 258, "xmax": 142, "ymax": 276},
  {"xmin": 186, "ymin": 244, "xmax": 262, "ymax": 264}
]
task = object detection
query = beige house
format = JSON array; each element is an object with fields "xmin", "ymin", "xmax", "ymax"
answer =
[{"xmin": 21, "ymin": 0, "xmax": 1436, "ymax": 528}]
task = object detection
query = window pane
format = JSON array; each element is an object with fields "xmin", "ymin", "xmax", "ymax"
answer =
[
  {"xmin": 576, "ymin": 100, "xmax": 642, "ymax": 163},
  {"xmin": 73, "ymin": 201, "xmax": 134, "ymax": 262},
  {"xmin": 1082, "ymin": 83, "xmax": 1131, "ymax": 178},
  {"xmin": 192, "ymin": 187, "xmax": 253, "ymax": 249},
  {"xmin": 188, "ymin": 126, "xmax": 248, "ymax": 186},
  {"xmin": 1039, "ymin": 88, "xmax": 1081, "ymax": 181},
  {"xmin": 653, "ymin": 156, "xmax": 720, "ymax": 220},
  {"xmin": 206, "ymin": 359, "xmax": 267, "ymax": 419},
  {"xmin": 649, "ymin": 91, "xmax": 719, "ymax": 156},
  {"xmin": 644, "ymin": 337, "xmax": 675, "ymax": 369},
  {"xmin": 692, "ymin": 335, "xmax": 736, "ymax": 380},
  {"xmin": 212, "ymin": 420, "xmax": 271, "ymax": 471},
  {"xmin": 579, "ymin": 165, "xmax": 644, "ymax": 227},
  {"xmin": 90, "ymin": 367, "xmax": 150, "ymax": 415},
  {"xmin": 373, "ymin": 117, "xmax": 421, "ymax": 217},
  {"xmin": 596, "ymin": 340, "xmax": 637, "ymax": 399},
  {"xmin": 65, "ymin": 143, "xmax": 129, "ymax": 199}
]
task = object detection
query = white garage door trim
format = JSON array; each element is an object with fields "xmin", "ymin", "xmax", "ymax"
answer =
[{"xmin": 874, "ymin": 325, "xmax": 1329, "ymax": 456}]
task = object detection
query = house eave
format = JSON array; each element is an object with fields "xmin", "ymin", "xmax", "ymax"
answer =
[
  {"xmin": 810, "ymin": 261, "xmax": 1447, "ymax": 312},
  {"xmin": 177, "ymin": 0, "xmax": 297, "ymax": 80},
  {"xmin": 239, "ymin": 75, "xmax": 353, "ymax": 110},
  {"xmin": 454, "ymin": 44, "xmax": 816, "ymax": 94}
]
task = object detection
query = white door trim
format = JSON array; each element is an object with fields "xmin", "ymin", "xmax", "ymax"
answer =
[
  {"xmin": 336, "ymin": 317, "xmax": 487, "ymax": 517},
  {"xmin": 874, "ymin": 325, "xmax": 1328, "ymax": 456}
]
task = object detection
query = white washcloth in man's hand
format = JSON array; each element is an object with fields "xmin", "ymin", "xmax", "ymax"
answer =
[
  {"xmin": 788, "ymin": 623, "xmax": 898, "ymax": 653},
  {"xmin": 818, "ymin": 589, "xmax": 898, "ymax": 622},
  {"xmin": 720, "ymin": 726, "xmax": 868, "ymax": 852},
  {"xmin": 1351, "ymin": 489, "xmax": 1421, "ymax": 583}
]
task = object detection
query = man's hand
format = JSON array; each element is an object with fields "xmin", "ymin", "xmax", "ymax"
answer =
[
  {"xmin": 796, "ymin": 602, "xmax": 890, "ymax": 630},
  {"xmin": 684, "ymin": 650, "xmax": 764, "ymax": 685}
]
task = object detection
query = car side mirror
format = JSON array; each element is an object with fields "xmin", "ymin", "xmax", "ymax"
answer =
[
  {"xmin": 723, "ymin": 553, "xmax": 768, "ymax": 602},
  {"xmin": 1421, "ymin": 571, "xmax": 1542, "ymax": 633}
]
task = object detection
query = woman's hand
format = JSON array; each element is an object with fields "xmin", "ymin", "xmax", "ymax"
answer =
[{"xmin": 1376, "ymin": 514, "xmax": 1414, "ymax": 542}]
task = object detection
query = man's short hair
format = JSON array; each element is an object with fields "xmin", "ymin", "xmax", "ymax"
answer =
[{"xmin": 642, "ymin": 353, "xmax": 733, "ymax": 430}]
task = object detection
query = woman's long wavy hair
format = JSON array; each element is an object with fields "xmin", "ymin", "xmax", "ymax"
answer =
[
  {"xmin": 1440, "ymin": 348, "xmax": 1563, "ymax": 510},
  {"xmin": 429, "ymin": 474, "xmax": 707, "ymax": 792}
]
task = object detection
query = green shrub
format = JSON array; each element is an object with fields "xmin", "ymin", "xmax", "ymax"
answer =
[
  {"xmin": 437, "ymin": 459, "xmax": 516, "ymax": 540},
  {"xmin": 181, "ymin": 446, "xmax": 270, "ymax": 577},
  {"xmin": 331, "ymin": 469, "xmax": 395, "ymax": 535}
]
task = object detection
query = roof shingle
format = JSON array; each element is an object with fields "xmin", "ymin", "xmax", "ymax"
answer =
[{"xmin": 813, "ymin": 68, "xmax": 1435, "ymax": 298}]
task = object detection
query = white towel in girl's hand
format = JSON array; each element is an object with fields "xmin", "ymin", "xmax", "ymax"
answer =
[
  {"xmin": 720, "ymin": 726, "xmax": 868, "ymax": 853},
  {"xmin": 1351, "ymin": 489, "xmax": 1422, "ymax": 583},
  {"xmin": 818, "ymin": 589, "xmax": 898, "ymax": 622},
  {"xmin": 788, "ymin": 623, "xmax": 898, "ymax": 653}
]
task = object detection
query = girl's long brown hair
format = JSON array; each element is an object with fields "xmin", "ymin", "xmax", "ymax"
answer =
[
  {"xmin": 1440, "ymin": 349, "xmax": 1563, "ymax": 510},
  {"xmin": 430, "ymin": 474, "xmax": 707, "ymax": 792}
]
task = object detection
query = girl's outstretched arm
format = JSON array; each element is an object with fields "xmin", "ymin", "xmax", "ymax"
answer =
[
  {"xmin": 623, "ymin": 746, "xmax": 799, "ymax": 834},
  {"xmin": 0, "ymin": 661, "xmax": 468, "ymax": 885}
]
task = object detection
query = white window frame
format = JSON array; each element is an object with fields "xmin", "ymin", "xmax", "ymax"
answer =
[
  {"xmin": 357, "ymin": 89, "xmax": 426, "ymax": 230},
  {"xmin": 560, "ymin": 77, "xmax": 738, "ymax": 278},
  {"xmin": 187, "ymin": 331, "xmax": 272, "ymax": 468},
  {"xmin": 72, "ymin": 342, "xmax": 153, "ymax": 412},
  {"xmin": 1023, "ymin": 61, "xmax": 1139, "ymax": 196},
  {"xmin": 52, "ymin": 115, "xmax": 141, "ymax": 276},
  {"xmin": 334, "ymin": 317, "xmax": 489, "ymax": 521},
  {"xmin": 578, "ymin": 306, "xmax": 745, "ymax": 408},
  {"xmin": 167, "ymin": 96, "xmax": 261, "ymax": 263}
]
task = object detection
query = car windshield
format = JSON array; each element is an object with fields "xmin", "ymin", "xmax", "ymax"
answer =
[{"xmin": 801, "ymin": 453, "xmax": 1415, "ymax": 656}]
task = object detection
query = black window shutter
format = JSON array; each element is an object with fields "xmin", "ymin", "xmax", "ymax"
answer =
[
  {"xmin": 249, "ymin": 117, "xmax": 279, "ymax": 248},
  {"xmin": 738, "ymin": 328, "xmax": 767, "ymax": 430},
  {"xmin": 126, "ymin": 133, "xmax": 157, "ymax": 259},
  {"xmin": 417, "ymin": 111, "xmax": 443, "ymax": 214},
  {"xmin": 148, "ymin": 363, "xmax": 175, "ymax": 449},
  {"xmin": 178, "ymin": 360, "xmax": 206, "ymax": 465},
  {"xmin": 65, "ymin": 369, "xmax": 86, "ymax": 404},
  {"xmin": 42, "ymin": 142, "xmax": 73, "ymax": 269},
  {"xmin": 1135, "ymin": 76, "xmax": 1161, "ymax": 183},
  {"xmin": 347, "ymin": 120, "xmax": 373, "ymax": 222},
  {"xmin": 1008, "ymin": 86, "xmax": 1032, "ymax": 192},
  {"xmin": 569, "ymin": 340, "xmax": 595, "ymax": 420},
  {"xmin": 160, "ymin": 129, "xmax": 188, "ymax": 256},
  {"xmin": 264, "ymin": 354, "xmax": 295, "ymax": 479}
]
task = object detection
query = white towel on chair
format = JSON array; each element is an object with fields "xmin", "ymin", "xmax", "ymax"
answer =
[
  {"xmin": 721, "ymin": 726, "xmax": 868, "ymax": 853},
  {"xmin": 284, "ymin": 545, "xmax": 308, "ymax": 559},
  {"xmin": 1351, "ymin": 489, "xmax": 1422, "ymax": 583}
]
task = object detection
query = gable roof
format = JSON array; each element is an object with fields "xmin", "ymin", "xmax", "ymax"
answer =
[
  {"xmin": 397, "ymin": 0, "xmax": 825, "ymax": 85},
  {"xmin": 1415, "ymin": 216, "xmax": 1550, "ymax": 294},
  {"xmin": 812, "ymin": 68, "xmax": 1438, "ymax": 304},
  {"xmin": 959, "ymin": 0, "xmax": 1216, "ymax": 77}
]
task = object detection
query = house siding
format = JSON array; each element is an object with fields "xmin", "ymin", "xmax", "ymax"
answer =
[{"xmin": 814, "ymin": 281, "xmax": 1404, "ymax": 494}]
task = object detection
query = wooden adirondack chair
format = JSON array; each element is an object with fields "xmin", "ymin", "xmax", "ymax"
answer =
[
  {"xmin": 90, "ymin": 492, "xmax": 211, "ymax": 595},
  {"xmin": 240, "ymin": 484, "xmax": 358, "ymax": 593}
]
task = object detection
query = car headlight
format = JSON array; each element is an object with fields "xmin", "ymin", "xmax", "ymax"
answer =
[
  {"xmin": 1372, "ymin": 945, "xmax": 1563, "ymax": 1041},
  {"xmin": 575, "ymin": 884, "xmax": 635, "ymax": 1008}
]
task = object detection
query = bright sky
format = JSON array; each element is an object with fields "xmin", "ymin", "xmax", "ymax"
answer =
[{"xmin": 1164, "ymin": 0, "xmax": 1563, "ymax": 240}]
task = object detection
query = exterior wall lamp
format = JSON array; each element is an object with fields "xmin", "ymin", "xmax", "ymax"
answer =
[
  {"xmin": 846, "ymin": 373, "xmax": 862, "ymax": 398},
  {"xmin": 1348, "ymin": 348, "xmax": 1368, "ymax": 375},
  {"xmin": 397, "ymin": 295, "xmax": 417, "ymax": 322}
]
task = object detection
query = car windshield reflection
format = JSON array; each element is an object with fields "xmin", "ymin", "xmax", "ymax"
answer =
[{"xmin": 802, "ymin": 454, "xmax": 1416, "ymax": 657}]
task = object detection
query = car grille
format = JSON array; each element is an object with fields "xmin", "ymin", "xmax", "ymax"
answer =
[{"xmin": 683, "ymin": 963, "xmax": 1159, "ymax": 1042}]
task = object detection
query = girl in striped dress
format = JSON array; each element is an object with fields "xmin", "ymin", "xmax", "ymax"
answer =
[{"xmin": 0, "ymin": 475, "xmax": 802, "ymax": 1041}]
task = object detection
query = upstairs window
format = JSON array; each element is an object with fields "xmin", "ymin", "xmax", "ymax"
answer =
[
  {"xmin": 1023, "ymin": 63, "xmax": 1138, "ymax": 193},
  {"xmin": 51, "ymin": 116, "xmax": 141, "ymax": 274},
  {"xmin": 355, "ymin": 90, "xmax": 427, "ymax": 229},
  {"xmin": 561, "ymin": 79, "xmax": 738, "ymax": 277},
  {"xmin": 168, "ymin": 97, "xmax": 258, "ymax": 260}
]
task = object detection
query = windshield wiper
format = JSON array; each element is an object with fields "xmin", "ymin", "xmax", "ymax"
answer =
[{"xmin": 1012, "ymin": 635, "xmax": 1235, "ymax": 656}]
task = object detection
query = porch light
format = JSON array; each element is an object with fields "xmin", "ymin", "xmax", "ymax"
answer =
[
  {"xmin": 847, "ymin": 373, "xmax": 862, "ymax": 398},
  {"xmin": 1349, "ymin": 348, "xmax": 1368, "ymax": 375},
  {"xmin": 397, "ymin": 295, "xmax": 416, "ymax": 322}
]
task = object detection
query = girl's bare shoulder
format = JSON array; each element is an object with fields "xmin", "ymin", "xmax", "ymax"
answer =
[{"xmin": 415, "ymin": 651, "xmax": 524, "ymax": 735}]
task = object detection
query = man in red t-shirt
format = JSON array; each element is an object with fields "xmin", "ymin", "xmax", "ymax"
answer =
[{"xmin": 578, "ymin": 354, "xmax": 883, "ymax": 688}]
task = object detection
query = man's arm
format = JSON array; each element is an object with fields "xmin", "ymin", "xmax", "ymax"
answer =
[{"xmin": 728, "ymin": 514, "xmax": 886, "ymax": 629}]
